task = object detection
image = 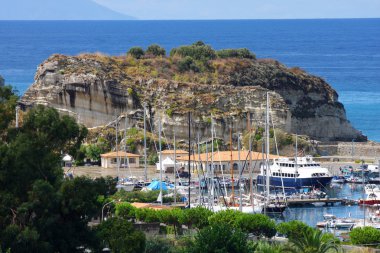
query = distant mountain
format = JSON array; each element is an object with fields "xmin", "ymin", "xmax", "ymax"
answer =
[{"xmin": 0, "ymin": 0, "xmax": 134, "ymax": 20}]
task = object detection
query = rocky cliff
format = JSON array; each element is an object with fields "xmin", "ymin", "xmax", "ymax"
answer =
[{"xmin": 20, "ymin": 48, "xmax": 366, "ymax": 143}]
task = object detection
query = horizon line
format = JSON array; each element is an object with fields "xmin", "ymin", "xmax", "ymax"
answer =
[{"xmin": 1, "ymin": 17, "xmax": 380, "ymax": 21}]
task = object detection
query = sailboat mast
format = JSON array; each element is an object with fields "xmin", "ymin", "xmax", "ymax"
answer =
[
  {"xmin": 159, "ymin": 118, "xmax": 163, "ymax": 205},
  {"xmin": 211, "ymin": 118, "xmax": 214, "ymax": 204},
  {"xmin": 238, "ymin": 133, "xmax": 242, "ymax": 211},
  {"xmin": 188, "ymin": 112, "xmax": 191, "ymax": 206},
  {"xmin": 197, "ymin": 132, "xmax": 201, "ymax": 205},
  {"xmin": 230, "ymin": 127, "xmax": 234, "ymax": 203},
  {"xmin": 143, "ymin": 103, "xmax": 147, "ymax": 182},
  {"xmin": 174, "ymin": 132, "xmax": 177, "ymax": 205},
  {"xmin": 249, "ymin": 133, "xmax": 254, "ymax": 211},
  {"xmin": 116, "ymin": 114, "xmax": 120, "ymax": 180},
  {"xmin": 265, "ymin": 92, "xmax": 270, "ymax": 199},
  {"xmin": 295, "ymin": 134, "xmax": 298, "ymax": 176}
]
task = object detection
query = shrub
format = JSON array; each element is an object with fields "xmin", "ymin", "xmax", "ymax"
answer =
[
  {"xmin": 216, "ymin": 48, "xmax": 256, "ymax": 60},
  {"xmin": 127, "ymin": 47, "xmax": 145, "ymax": 59},
  {"xmin": 146, "ymin": 44, "xmax": 166, "ymax": 57},
  {"xmin": 350, "ymin": 226, "xmax": 380, "ymax": 246},
  {"xmin": 170, "ymin": 41, "xmax": 216, "ymax": 61},
  {"xmin": 177, "ymin": 56, "xmax": 200, "ymax": 72}
]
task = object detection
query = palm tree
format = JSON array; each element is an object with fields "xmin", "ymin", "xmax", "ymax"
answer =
[
  {"xmin": 284, "ymin": 229, "xmax": 340, "ymax": 253},
  {"xmin": 251, "ymin": 241, "xmax": 285, "ymax": 253}
]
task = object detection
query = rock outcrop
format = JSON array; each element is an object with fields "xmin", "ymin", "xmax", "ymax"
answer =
[{"xmin": 20, "ymin": 53, "xmax": 366, "ymax": 142}]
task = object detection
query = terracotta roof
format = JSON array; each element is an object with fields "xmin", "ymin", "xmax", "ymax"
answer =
[
  {"xmin": 161, "ymin": 149, "xmax": 188, "ymax": 155},
  {"xmin": 131, "ymin": 202, "xmax": 172, "ymax": 210},
  {"xmin": 176, "ymin": 150, "xmax": 282, "ymax": 162},
  {"xmin": 100, "ymin": 151, "xmax": 140, "ymax": 158}
]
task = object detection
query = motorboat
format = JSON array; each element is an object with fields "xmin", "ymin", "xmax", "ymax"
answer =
[
  {"xmin": 331, "ymin": 176, "xmax": 346, "ymax": 183},
  {"xmin": 359, "ymin": 192, "xmax": 380, "ymax": 205},
  {"xmin": 257, "ymin": 156, "xmax": 333, "ymax": 189}
]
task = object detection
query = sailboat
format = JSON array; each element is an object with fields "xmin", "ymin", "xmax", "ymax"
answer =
[
  {"xmin": 261, "ymin": 92, "xmax": 287, "ymax": 214},
  {"xmin": 115, "ymin": 114, "xmax": 135, "ymax": 192}
]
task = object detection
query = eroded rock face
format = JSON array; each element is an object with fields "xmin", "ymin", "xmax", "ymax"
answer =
[{"xmin": 20, "ymin": 54, "xmax": 366, "ymax": 142}]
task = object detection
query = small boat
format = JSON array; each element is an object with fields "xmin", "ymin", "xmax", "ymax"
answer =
[
  {"xmin": 331, "ymin": 176, "xmax": 346, "ymax": 184},
  {"xmin": 317, "ymin": 214, "xmax": 336, "ymax": 228},
  {"xmin": 346, "ymin": 177, "xmax": 368, "ymax": 184},
  {"xmin": 329, "ymin": 219, "xmax": 355, "ymax": 230},
  {"xmin": 359, "ymin": 193, "xmax": 380, "ymax": 205}
]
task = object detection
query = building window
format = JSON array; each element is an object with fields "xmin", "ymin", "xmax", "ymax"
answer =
[
  {"xmin": 111, "ymin": 158, "xmax": 117, "ymax": 164},
  {"xmin": 233, "ymin": 163, "xmax": 238, "ymax": 170},
  {"xmin": 129, "ymin": 158, "xmax": 136, "ymax": 164}
]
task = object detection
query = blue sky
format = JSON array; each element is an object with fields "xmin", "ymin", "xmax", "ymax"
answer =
[{"xmin": 93, "ymin": 0, "xmax": 380, "ymax": 20}]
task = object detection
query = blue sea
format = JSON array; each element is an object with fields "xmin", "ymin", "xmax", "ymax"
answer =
[{"xmin": 0, "ymin": 19, "xmax": 379, "ymax": 140}]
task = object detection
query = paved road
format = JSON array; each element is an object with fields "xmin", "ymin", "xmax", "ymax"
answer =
[{"xmin": 65, "ymin": 161, "xmax": 362, "ymax": 180}]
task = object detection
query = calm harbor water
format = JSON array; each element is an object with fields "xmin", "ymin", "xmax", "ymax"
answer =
[
  {"xmin": 281, "ymin": 183, "xmax": 368, "ymax": 227},
  {"xmin": 0, "ymin": 19, "xmax": 379, "ymax": 140}
]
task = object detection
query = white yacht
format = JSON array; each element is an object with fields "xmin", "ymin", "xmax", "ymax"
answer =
[{"xmin": 257, "ymin": 156, "xmax": 332, "ymax": 189}]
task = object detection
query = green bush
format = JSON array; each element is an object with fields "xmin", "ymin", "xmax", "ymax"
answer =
[
  {"xmin": 350, "ymin": 226, "xmax": 380, "ymax": 245},
  {"xmin": 146, "ymin": 44, "xmax": 166, "ymax": 57},
  {"xmin": 216, "ymin": 48, "xmax": 256, "ymax": 60},
  {"xmin": 170, "ymin": 41, "xmax": 216, "ymax": 61},
  {"xmin": 177, "ymin": 56, "xmax": 200, "ymax": 72},
  {"xmin": 127, "ymin": 47, "xmax": 145, "ymax": 59}
]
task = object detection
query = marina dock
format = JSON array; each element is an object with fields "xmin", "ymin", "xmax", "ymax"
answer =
[{"xmin": 278, "ymin": 198, "xmax": 357, "ymax": 207}]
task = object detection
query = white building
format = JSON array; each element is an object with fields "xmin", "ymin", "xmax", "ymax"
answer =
[{"xmin": 100, "ymin": 151, "xmax": 140, "ymax": 169}]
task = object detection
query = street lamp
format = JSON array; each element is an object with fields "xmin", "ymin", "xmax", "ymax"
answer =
[{"xmin": 101, "ymin": 200, "xmax": 115, "ymax": 222}]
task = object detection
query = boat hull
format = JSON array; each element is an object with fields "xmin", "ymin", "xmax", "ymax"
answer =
[
  {"xmin": 256, "ymin": 175, "xmax": 332, "ymax": 189},
  {"xmin": 359, "ymin": 199, "xmax": 380, "ymax": 205}
]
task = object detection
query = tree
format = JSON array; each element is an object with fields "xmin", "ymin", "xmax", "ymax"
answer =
[
  {"xmin": 208, "ymin": 209, "xmax": 241, "ymax": 227},
  {"xmin": 180, "ymin": 206, "xmax": 213, "ymax": 229},
  {"xmin": 0, "ymin": 105, "xmax": 112, "ymax": 252},
  {"xmin": 127, "ymin": 47, "xmax": 145, "ymax": 59},
  {"xmin": 0, "ymin": 85, "xmax": 18, "ymax": 132},
  {"xmin": 276, "ymin": 220, "xmax": 312, "ymax": 240},
  {"xmin": 235, "ymin": 213, "xmax": 276, "ymax": 238},
  {"xmin": 115, "ymin": 202, "xmax": 136, "ymax": 220},
  {"xmin": 146, "ymin": 44, "xmax": 166, "ymax": 57},
  {"xmin": 97, "ymin": 217, "xmax": 146, "ymax": 253},
  {"xmin": 145, "ymin": 237, "xmax": 174, "ymax": 253},
  {"xmin": 350, "ymin": 226, "xmax": 380, "ymax": 246},
  {"xmin": 188, "ymin": 223, "xmax": 250, "ymax": 253},
  {"xmin": 285, "ymin": 229, "xmax": 340, "ymax": 253}
]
